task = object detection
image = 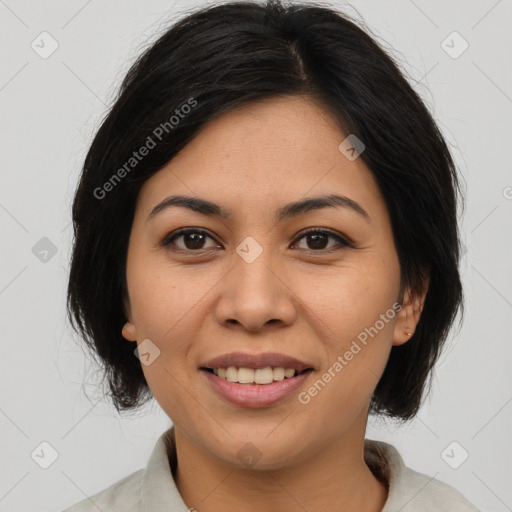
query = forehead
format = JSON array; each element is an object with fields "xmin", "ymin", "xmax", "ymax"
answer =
[{"xmin": 135, "ymin": 95, "xmax": 386, "ymax": 224}]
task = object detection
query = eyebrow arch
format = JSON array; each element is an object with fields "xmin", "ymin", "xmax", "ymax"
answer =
[{"xmin": 146, "ymin": 193, "xmax": 370, "ymax": 224}]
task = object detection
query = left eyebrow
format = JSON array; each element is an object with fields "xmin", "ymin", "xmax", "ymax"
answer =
[{"xmin": 146, "ymin": 193, "xmax": 370, "ymax": 224}]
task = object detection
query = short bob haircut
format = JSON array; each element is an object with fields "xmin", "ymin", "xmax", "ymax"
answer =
[{"xmin": 67, "ymin": 0, "xmax": 464, "ymax": 423}]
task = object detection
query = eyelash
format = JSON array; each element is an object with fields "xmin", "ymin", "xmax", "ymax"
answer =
[{"xmin": 160, "ymin": 227, "xmax": 353, "ymax": 254}]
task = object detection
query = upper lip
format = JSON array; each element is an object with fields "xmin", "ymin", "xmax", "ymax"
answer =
[{"xmin": 201, "ymin": 352, "xmax": 314, "ymax": 372}]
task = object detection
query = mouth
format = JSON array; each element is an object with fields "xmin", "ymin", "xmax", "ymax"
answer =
[
  {"xmin": 200, "ymin": 366, "xmax": 313, "ymax": 385},
  {"xmin": 200, "ymin": 366, "xmax": 315, "ymax": 408}
]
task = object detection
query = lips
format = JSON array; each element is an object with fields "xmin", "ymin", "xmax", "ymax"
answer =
[
  {"xmin": 200, "ymin": 351, "xmax": 314, "ymax": 373},
  {"xmin": 201, "ymin": 366, "xmax": 314, "ymax": 407}
]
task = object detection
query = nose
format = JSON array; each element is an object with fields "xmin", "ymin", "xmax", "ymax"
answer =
[{"xmin": 213, "ymin": 244, "xmax": 297, "ymax": 333}]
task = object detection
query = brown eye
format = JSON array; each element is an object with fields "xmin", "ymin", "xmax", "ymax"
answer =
[
  {"xmin": 161, "ymin": 229, "xmax": 220, "ymax": 252},
  {"xmin": 293, "ymin": 229, "xmax": 351, "ymax": 252}
]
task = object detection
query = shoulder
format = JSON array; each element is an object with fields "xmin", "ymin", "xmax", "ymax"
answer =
[
  {"xmin": 393, "ymin": 464, "xmax": 481, "ymax": 511},
  {"xmin": 60, "ymin": 427, "xmax": 183, "ymax": 512},
  {"xmin": 364, "ymin": 439, "xmax": 481, "ymax": 512},
  {"xmin": 60, "ymin": 468, "xmax": 145, "ymax": 512}
]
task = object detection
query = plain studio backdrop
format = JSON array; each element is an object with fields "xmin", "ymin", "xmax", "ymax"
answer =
[{"xmin": 0, "ymin": 1, "xmax": 511, "ymax": 511}]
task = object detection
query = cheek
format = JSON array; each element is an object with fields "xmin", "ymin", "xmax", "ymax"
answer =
[
  {"xmin": 294, "ymin": 253, "xmax": 400, "ymax": 345},
  {"xmin": 290, "ymin": 256, "xmax": 399, "ymax": 410},
  {"xmin": 126, "ymin": 254, "xmax": 219, "ymax": 380},
  {"xmin": 127, "ymin": 251, "xmax": 203, "ymax": 336},
  {"xmin": 296, "ymin": 297, "xmax": 396, "ymax": 434}
]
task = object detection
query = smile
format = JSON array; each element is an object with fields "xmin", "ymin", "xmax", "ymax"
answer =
[{"xmin": 200, "ymin": 367, "xmax": 314, "ymax": 408}]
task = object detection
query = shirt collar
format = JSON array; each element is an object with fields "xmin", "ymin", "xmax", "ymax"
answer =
[{"xmin": 141, "ymin": 426, "xmax": 188, "ymax": 511}]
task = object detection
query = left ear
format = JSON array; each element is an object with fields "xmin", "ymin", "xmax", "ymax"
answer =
[{"xmin": 392, "ymin": 273, "xmax": 430, "ymax": 347}]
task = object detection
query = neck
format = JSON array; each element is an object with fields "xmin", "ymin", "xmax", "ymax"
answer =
[{"xmin": 171, "ymin": 413, "xmax": 388, "ymax": 512}]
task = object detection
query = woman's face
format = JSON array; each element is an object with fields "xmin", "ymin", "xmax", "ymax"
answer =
[{"xmin": 122, "ymin": 95, "xmax": 418, "ymax": 469}]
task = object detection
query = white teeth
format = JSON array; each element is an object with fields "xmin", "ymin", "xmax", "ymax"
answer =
[
  {"xmin": 238, "ymin": 368, "xmax": 255, "ymax": 384},
  {"xmin": 226, "ymin": 366, "xmax": 238, "ymax": 382},
  {"xmin": 212, "ymin": 366, "xmax": 301, "ymax": 384},
  {"xmin": 255, "ymin": 367, "xmax": 274, "ymax": 384},
  {"xmin": 273, "ymin": 367, "xmax": 285, "ymax": 381}
]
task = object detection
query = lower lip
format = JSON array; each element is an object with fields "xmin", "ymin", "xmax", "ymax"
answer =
[{"xmin": 201, "ymin": 369, "xmax": 314, "ymax": 408}]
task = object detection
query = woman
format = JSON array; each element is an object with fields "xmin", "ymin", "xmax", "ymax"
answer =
[{"xmin": 63, "ymin": 0, "xmax": 480, "ymax": 510}]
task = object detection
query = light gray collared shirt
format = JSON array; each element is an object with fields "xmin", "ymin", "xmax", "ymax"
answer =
[{"xmin": 62, "ymin": 427, "xmax": 480, "ymax": 511}]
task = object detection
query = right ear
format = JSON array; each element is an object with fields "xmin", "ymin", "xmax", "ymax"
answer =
[{"xmin": 122, "ymin": 298, "xmax": 137, "ymax": 342}]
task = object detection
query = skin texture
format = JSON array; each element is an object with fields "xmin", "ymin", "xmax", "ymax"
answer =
[{"xmin": 122, "ymin": 95, "xmax": 428, "ymax": 511}]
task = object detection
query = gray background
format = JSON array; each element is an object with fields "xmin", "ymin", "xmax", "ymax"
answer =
[{"xmin": 0, "ymin": 0, "xmax": 511, "ymax": 510}]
